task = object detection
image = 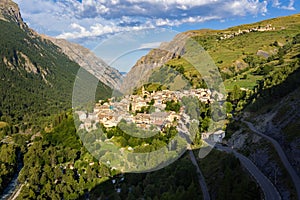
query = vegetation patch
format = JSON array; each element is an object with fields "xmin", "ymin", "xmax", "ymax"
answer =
[
  {"xmin": 0, "ymin": 122, "xmax": 8, "ymax": 129},
  {"xmin": 198, "ymin": 149, "xmax": 261, "ymax": 200},
  {"xmin": 283, "ymin": 117, "xmax": 300, "ymax": 143}
]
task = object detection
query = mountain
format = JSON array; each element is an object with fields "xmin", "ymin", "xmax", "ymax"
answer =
[
  {"xmin": 1, "ymin": 3, "xmax": 299, "ymax": 199},
  {"xmin": 121, "ymin": 15, "xmax": 300, "ymax": 198},
  {"xmin": 0, "ymin": 0, "xmax": 112, "ymax": 128},
  {"xmin": 120, "ymin": 32, "xmax": 192, "ymax": 93},
  {"xmin": 1, "ymin": 0, "xmax": 121, "ymax": 89},
  {"xmin": 44, "ymin": 36, "xmax": 122, "ymax": 89},
  {"xmin": 0, "ymin": 0, "xmax": 25, "ymax": 29},
  {"xmin": 124, "ymin": 13, "xmax": 300, "ymax": 91}
]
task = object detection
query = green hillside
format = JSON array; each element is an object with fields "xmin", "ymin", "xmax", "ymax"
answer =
[
  {"xmin": 154, "ymin": 14, "xmax": 300, "ymax": 91},
  {"xmin": 133, "ymin": 14, "xmax": 300, "ymax": 121},
  {"xmin": 0, "ymin": 3, "xmax": 299, "ymax": 199},
  {"xmin": 191, "ymin": 13, "xmax": 300, "ymax": 70},
  {"xmin": 0, "ymin": 20, "xmax": 112, "ymax": 130},
  {"xmin": 0, "ymin": 8, "xmax": 112, "ymax": 195}
]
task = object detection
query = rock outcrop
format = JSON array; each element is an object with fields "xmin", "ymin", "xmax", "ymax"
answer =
[
  {"xmin": 0, "ymin": 0, "xmax": 27, "ymax": 29},
  {"xmin": 121, "ymin": 32, "xmax": 191, "ymax": 94},
  {"xmin": 44, "ymin": 36, "xmax": 122, "ymax": 89}
]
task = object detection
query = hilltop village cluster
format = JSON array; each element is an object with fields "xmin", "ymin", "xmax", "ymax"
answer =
[
  {"xmin": 219, "ymin": 24, "xmax": 276, "ymax": 40},
  {"xmin": 77, "ymin": 88, "xmax": 212, "ymax": 131}
]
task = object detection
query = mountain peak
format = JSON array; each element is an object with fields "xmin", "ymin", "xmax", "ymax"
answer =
[{"xmin": 0, "ymin": 0, "xmax": 26, "ymax": 29}]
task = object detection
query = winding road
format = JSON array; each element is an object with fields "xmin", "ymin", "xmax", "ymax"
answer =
[
  {"xmin": 188, "ymin": 150, "xmax": 211, "ymax": 200},
  {"xmin": 178, "ymin": 118, "xmax": 210, "ymax": 200},
  {"xmin": 214, "ymin": 144, "xmax": 281, "ymax": 200},
  {"xmin": 243, "ymin": 120, "xmax": 300, "ymax": 200}
]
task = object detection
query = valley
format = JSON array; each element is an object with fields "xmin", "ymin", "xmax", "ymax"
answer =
[{"xmin": 0, "ymin": 0, "xmax": 299, "ymax": 199}]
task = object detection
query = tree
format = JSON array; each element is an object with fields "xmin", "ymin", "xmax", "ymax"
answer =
[
  {"xmin": 177, "ymin": 65, "xmax": 185, "ymax": 74},
  {"xmin": 224, "ymin": 102, "xmax": 233, "ymax": 114},
  {"xmin": 278, "ymin": 55, "xmax": 284, "ymax": 65},
  {"xmin": 126, "ymin": 192, "xmax": 136, "ymax": 200},
  {"xmin": 231, "ymin": 85, "xmax": 241, "ymax": 102},
  {"xmin": 148, "ymin": 99, "xmax": 155, "ymax": 106},
  {"xmin": 144, "ymin": 184, "xmax": 156, "ymax": 198},
  {"xmin": 200, "ymin": 117, "xmax": 210, "ymax": 132},
  {"xmin": 186, "ymin": 182, "xmax": 198, "ymax": 199}
]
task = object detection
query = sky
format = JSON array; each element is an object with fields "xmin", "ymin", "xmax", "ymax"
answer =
[{"xmin": 14, "ymin": 0, "xmax": 300, "ymax": 72}]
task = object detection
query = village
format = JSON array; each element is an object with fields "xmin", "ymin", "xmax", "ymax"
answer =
[
  {"xmin": 78, "ymin": 87, "xmax": 210, "ymax": 129},
  {"xmin": 76, "ymin": 87, "xmax": 226, "ymax": 143},
  {"xmin": 218, "ymin": 24, "xmax": 276, "ymax": 40},
  {"xmin": 79, "ymin": 88, "xmax": 212, "ymax": 129}
]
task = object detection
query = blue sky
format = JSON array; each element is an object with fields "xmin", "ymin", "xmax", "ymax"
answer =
[{"xmin": 14, "ymin": 0, "xmax": 299, "ymax": 72}]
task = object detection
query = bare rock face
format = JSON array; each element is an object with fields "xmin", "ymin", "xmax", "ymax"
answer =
[
  {"xmin": 45, "ymin": 37, "xmax": 122, "ymax": 89},
  {"xmin": 257, "ymin": 50, "xmax": 270, "ymax": 58},
  {"xmin": 0, "ymin": 0, "xmax": 49, "ymax": 80},
  {"xmin": 121, "ymin": 32, "xmax": 189, "ymax": 94},
  {"xmin": 0, "ymin": 0, "xmax": 27, "ymax": 29}
]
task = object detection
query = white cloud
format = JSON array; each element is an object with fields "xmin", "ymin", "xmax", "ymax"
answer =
[
  {"xmin": 14, "ymin": 0, "xmax": 296, "ymax": 43},
  {"xmin": 224, "ymin": 0, "xmax": 268, "ymax": 16},
  {"xmin": 138, "ymin": 42, "xmax": 162, "ymax": 49},
  {"xmin": 83, "ymin": 0, "xmax": 94, "ymax": 6},
  {"xmin": 271, "ymin": 0, "xmax": 295, "ymax": 10},
  {"xmin": 280, "ymin": 0, "xmax": 295, "ymax": 10},
  {"xmin": 272, "ymin": 0, "xmax": 281, "ymax": 7},
  {"xmin": 156, "ymin": 18, "xmax": 171, "ymax": 26},
  {"xmin": 127, "ymin": 0, "xmax": 218, "ymax": 7},
  {"xmin": 111, "ymin": 0, "xmax": 119, "ymax": 5},
  {"xmin": 57, "ymin": 21, "xmax": 155, "ymax": 40},
  {"xmin": 155, "ymin": 16, "xmax": 221, "ymax": 27}
]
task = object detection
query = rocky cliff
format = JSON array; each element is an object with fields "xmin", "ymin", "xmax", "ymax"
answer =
[
  {"xmin": 0, "ymin": 0, "xmax": 27, "ymax": 29},
  {"xmin": 44, "ymin": 36, "xmax": 122, "ymax": 89},
  {"xmin": 121, "ymin": 32, "xmax": 193, "ymax": 93}
]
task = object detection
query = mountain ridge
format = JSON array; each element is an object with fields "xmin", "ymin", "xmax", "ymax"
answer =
[
  {"xmin": 1, "ymin": 0, "xmax": 122, "ymax": 89},
  {"xmin": 121, "ymin": 32, "xmax": 191, "ymax": 93},
  {"xmin": 43, "ymin": 36, "xmax": 122, "ymax": 89},
  {"xmin": 123, "ymin": 13, "xmax": 300, "ymax": 92},
  {"xmin": 0, "ymin": 0, "xmax": 25, "ymax": 28},
  {"xmin": 0, "ymin": 0, "xmax": 112, "ymax": 127}
]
